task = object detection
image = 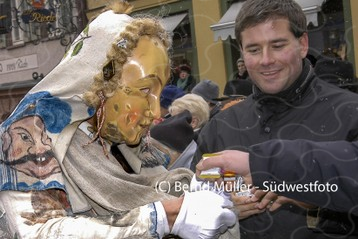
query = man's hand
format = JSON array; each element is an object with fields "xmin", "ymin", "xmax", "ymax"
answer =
[
  {"xmin": 196, "ymin": 150, "xmax": 252, "ymax": 185},
  {"xmin": 230, "ymin": 193, "xmax": 265, "ymax": 220},
  {"xmin": 249, "ymin": 189, "xmax": 278, "ymax": 210},
  {"xmin": 248, "ymin": 191, "xmax": 315, "ymax": 212}
]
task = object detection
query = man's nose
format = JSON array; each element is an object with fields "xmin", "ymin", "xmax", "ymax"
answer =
[{"xmin": 260, "ymin": 48, "xmax": 275, "ymax": 65}]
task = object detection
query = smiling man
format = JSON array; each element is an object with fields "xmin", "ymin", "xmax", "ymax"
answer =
[{"xmin": 191, "ymin": 0, "xmax": 358, "ymax": 238}]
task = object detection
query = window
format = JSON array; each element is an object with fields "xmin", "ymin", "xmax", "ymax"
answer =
[
  {"xmin": 10, "ymin": 0, "xmax": 25, "ymax": 46},
  {"xmin": 0, "ymin": 35, "xmax": 5, "ymax": 48}
]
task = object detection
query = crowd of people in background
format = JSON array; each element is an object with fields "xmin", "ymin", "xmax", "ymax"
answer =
[{"xmin": 224, "ymin": 58, "xmax": 253, "ymax": 96}]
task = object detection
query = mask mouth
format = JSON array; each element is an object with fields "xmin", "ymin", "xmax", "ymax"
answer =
[
  {"xmin": 139, "ymin": 117, "xmax": 152, "ymax": 127},
  {"xmin": 140, "ymin": 124, "xmax": 151, "ymax": 137},
  {"xmin": 121, "ymin": 125, "xmax": 148, "ymax": 146}
]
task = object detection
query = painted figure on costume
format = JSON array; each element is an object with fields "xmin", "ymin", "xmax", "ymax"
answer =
[{"xmin": 2, "ymin": 115, "xmax": 60, "ymax": 180}]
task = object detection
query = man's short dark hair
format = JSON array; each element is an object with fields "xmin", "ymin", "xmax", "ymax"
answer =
[{"xmin": 235, "ymin": 0, "xmax": 307, "ymax": 46}]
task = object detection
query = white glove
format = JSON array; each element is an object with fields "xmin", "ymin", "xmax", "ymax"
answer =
[
  {"xmin": 190, "ymin": 175, "xmax": 232, "ymax": 202},
  {"xmin": 190, "ymin": 175, "xmax": 213, "ymax": 192},
  {"xmin": 171, "ymin": 190, "xmax": 236, "ymax": 239}
]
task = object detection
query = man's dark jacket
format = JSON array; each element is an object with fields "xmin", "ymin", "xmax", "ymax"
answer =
[
  {"xmin": 248, "ymin": 139, "xmax": 358, "ymax": 215},
  {"xmin": 192, "ymin": 60, "xmax": 358, "ymax": 239}
]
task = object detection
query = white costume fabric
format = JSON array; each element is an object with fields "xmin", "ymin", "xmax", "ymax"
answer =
[{"xmin": 0, "ymin": 9, "xmax": 188, "ymax": 238}]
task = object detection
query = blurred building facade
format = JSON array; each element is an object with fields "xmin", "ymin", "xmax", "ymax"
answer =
[{"xmin": 0, "ymin": 0, "xmax": 87, "ymax": 121}]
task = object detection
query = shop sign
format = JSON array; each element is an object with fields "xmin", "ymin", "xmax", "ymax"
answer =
[
  {"xmin": 0, "ymin": 54, "xmax": 38, "ymax": 75},
  {"xmin": 21, "ymin": 8, "xmax": 56, "ymax": 23}
]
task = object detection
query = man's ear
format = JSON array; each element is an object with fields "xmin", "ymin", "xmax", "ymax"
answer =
[
  {"xmin": 1, "ymin": 131, "xmax": 12, "ymax": 151},
  {"xmin": 299, "ymin": 32, "xmax": 309, "ymax": 58}
]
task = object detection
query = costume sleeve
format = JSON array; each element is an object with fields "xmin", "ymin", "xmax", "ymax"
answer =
[
  {"xmin": 0, "ymin": 190, "xmax": 169, "ymax": 239},
  {"xmin": 249, "ymin": 139, "xmax": 358, "ymax": 215}
]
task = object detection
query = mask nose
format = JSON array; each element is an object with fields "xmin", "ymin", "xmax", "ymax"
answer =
[{"xmin": 145, "ymin": 94, "xmax": 161, "ymax": 119}]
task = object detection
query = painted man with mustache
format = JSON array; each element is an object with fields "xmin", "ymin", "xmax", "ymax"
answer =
[{"xmin": 2, "ymin": 115, "xmax": 61, "ymax": 180}]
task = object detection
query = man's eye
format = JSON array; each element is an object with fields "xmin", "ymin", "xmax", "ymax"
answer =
[
  {"xmin": 19, "ymin": 133, "xmax": 33, "ymax": 143},
  {"xmin": 272, "ymin": 44, "xmax": 285, "ymax": 49},
  {"xmin": 140, "ymin": 88, "xmax": 150, "ymax": 95},
  {"xmin": 247, "ymin": 47, "xmax": 260, "ymax": 54}
]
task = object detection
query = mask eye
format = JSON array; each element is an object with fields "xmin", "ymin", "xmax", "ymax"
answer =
[{"xmin": 140, "ymin": 88, "xmax": 150, "ymax": 95}]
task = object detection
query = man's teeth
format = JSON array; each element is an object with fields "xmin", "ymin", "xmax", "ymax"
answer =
[{"xmin": 36, "ymin": 157, "xmax": 46, "ymax": 162}]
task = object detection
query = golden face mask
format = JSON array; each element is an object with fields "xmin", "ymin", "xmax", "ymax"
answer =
[{"xmin": 102, "ymin": 36, "xmax": 170, "ymax": 145}]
